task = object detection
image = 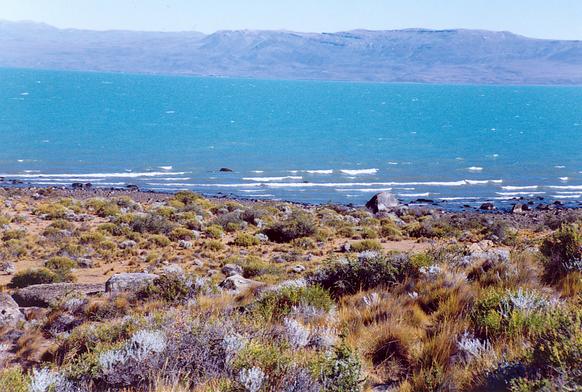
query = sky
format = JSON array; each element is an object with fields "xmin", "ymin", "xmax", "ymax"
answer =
[{"xmin": 1, "ymin": 0, "xmax": 582, "ymax": 40}]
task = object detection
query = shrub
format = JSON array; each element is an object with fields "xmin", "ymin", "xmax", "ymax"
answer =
[
  {"xmin": 234, "ymin": 233, "xmax": 260, "ymax": 247},
  {"xmin": 540, "ymin": 224, "xmax": 582, "ymax": 282},
  {"xmin": 291, "ymin": 237, "xmax": 316, "ymax": 250},
  {"xmin": 45, "ymin": 256, "xmax": 76, "ymax": 272},
  {"xmin": 263, "ymin": 211, "xmax": 316, "ymax": 243},
  {"xmin": 79, "ymin": 230, "xmax": 106, "ymax": 245},
  {"xmin": 205, "ymin": 239, "xmax": 224, "ymax": 252},
  {"xmin": 130, "ymin": 213, "xmax": 175, "ymax": 235},
  {"xmin": 2, "ymin": 229, "xmax": 26, "ymax": 241},
  {"xmin": 10, "ymin": 268, "xmax": 60, "ymax": 288},
  {"xmin": 380, "ymin": 219, "xmax": 402, "ymax": 240},
  {"xmin": 319, "ymin": 340, "xmax": 364, "ymax": 392},
  {"xmin": 0, "ymin": 367, "xmax": 28, "ymax": 392},
  {"xmin": 205, "ymin": 224, "xmax": 224, "ymax": 239},
  {"xmin": 139, "ymin": 274, "xmax": 192, "ymax": 303},
  {"xmin": 148, "ymin": 234, "xmax": 171, "ymax": 248},
  {"xmin": 85, "ymin": 198, "xmax": 121, "ymax": 218},
  {"xmin": 309, "ymin": 254, "xmax": 401, "ymax": 298},
  {"xmin": 350, "ymin": 239, "xmax": 382, "ymax": 252},
  {"xmin": 172, "ymin": 190, "xmax": 203, "ymax": 205},
  {"xmin": 34, "ymin": 203, "xmax": 68, "ymax": 219},
  {"xmin": 250, "ymin": 286, "xmax": 333, "ymax": 322},
  {"xmin": 170, "ymin": 227, "xmax": 194, "ymax": 241}
]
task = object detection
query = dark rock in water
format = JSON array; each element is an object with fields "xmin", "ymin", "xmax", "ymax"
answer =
[
  {"xmin": 480, "ymin": 202, "xmax": 496, "ymax": 211},
  {"xmin": 554, "ymin": 200, "xmax": 563, "ymax": 205},
  {"xmin": 511, "ymin": 203, "xmax": 529, "ymax": 214},
  {"xmin": 72, "ymin": 182, "xmax": 92, "ymax": 190},
  {"xmin": 219, "ymin": 167, "xmax": 234, "ymax": 172},
  {"xmin": 13, "ymin": 283, "xmax": 105, "ymax": 307},
  {"xmin": 366, "ymin": 192, "xmax": 399, "ymax": 213},
  {"xmin": 536, "ymin": 204, "xmax": 552, "ymax": 211},
  {"xmin": 10, "ymin": 179, "xmax": 23, "ymax": 184},
  {"xmin": 126, "ymin": 184, "xmax": 139, "ymax": 191},
  {"xmin": 415, "ymin": 198, "xmax": 434, "ymax": 204}
]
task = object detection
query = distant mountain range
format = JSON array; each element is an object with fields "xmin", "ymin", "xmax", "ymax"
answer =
[{"xmin": 1, "ymin": 20, "xmax": 582, "ymax": 84}]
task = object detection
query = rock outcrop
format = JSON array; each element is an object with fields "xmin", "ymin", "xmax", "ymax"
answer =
[
  {"xmin": 12, "ymin": 283, "xmax": 105, "ymax": 307},
  {"xmin": 366, "ymin": 192, "xmax": 399, "ymax": 213},
  {"xmin": 105, "ymin": 273, "xmax": 158, "ymax": 293}
]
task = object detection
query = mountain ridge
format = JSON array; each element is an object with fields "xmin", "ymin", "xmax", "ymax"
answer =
[{"xmin": 1, "ymin": 20, "xmax": 582, "ymax": 84}]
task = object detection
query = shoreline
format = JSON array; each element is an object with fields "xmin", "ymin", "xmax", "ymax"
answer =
[{"xmin": 2, "ymin": 183, "xmax": 581, "ymax": 214}]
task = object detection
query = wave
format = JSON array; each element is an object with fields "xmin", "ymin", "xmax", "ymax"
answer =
[
  {"xmin": 306, "ymin": 169, "xmax": 333, "ymax": 174},
  {"xmin": 399, "ymin": 193, "xmax": 431, "ymax": 197},
  {"xmin": 1, "ymin": 171, "xmax": 188, "ymax": 178},
  {"xmin": 250, "ymin": 170, "xmax": 264, "ymax": 173},
  {"xmin": 340, "ymin": 169, "xmax": 379, "ymax": 175},
  {"xmin": 159, "ymin": 166, "xmax": 173, "ymax": 170},
  {"xmin": 336, "ymin": 188, "xmax": 393, "ymax": 193},
  {"xmin": 181, "ymin": 179, "xmax": 503, "ymax": 188},
  {"xmin": 496, "ymin": 192, "xmax": 545, "ymax": 196},
  {"xmin": 242, "ymin": 176, "xmax": 303, "ymax": 182},
  {"xmin": 547, "ymin": 185, "xmax": 582, "ymax": 190},
  {"xmin": 501, "ymin": 186, "xmax": 539, "ymax": 190},
  {"xmin": 551, "ymin": 194, "xmax": 581, "ymax": 199},
  {"xmin": 559, "ymin": 177, "xmax": 569, "ymax": 181},
  {"xmin": 467, "ymin": 167, "xmax": 483, "ymax": 172}
]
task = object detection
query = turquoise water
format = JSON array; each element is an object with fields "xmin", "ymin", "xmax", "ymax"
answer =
[{"xmin": 1, "ymin": 67, "xmax": 581, "ymax": 207}]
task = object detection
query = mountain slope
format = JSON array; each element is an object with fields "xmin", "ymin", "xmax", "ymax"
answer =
[{"xmin": 1, "ymin": 21, "xmax": 582, "ymax": 84}]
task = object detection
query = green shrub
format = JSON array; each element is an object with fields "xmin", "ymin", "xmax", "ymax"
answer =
[
  {"xmin": 250, "ymin": 285, "xmax": 333, "ymax": 322},
  {"xmin": 239, "ymin": 256, "xmax": 279, "ymax": 278},
  {"xmin": 380, "ymin": 219, "xmax": 402, "ymax": 239},
  {"xmin": 291, "ymin": 237, "xmax": 316, "ymax": 250},
  {"xmin": 309, "ymin": 254, "xmax": 401, "ymax": 298},
  {"xmin": 263, "ymin": 211, "xmax": 316, "ymax": 243},
  {"xmin": 85, "ymin": 198, "xmax": 121, "ymax": 217},
  {"xmin": 139, "ymin": 274, "xmax": 191, "ymax": 302},
  {"xmin": 173, "ymin": 190, "xmax": 202, "ymax": 205},
  {"xmin": 129, "ymin": 213, "xmax": 175, "ymax": 235},
  {"xmin": 350, "ymin": 239, "xmax": 382, "ymax": 252},
  {"xmin": 148, "ymin": 234, "xmax": 171, "ymax": 248},
  {"xmin": 205, "ymin": 224, "xmax": 224, "ymax": 239},
  {"xmin": 10, "ymin": 268, "xmax": 59, "ymax": 288},
  {"xmin": 361, "ymin": 227, "xmax": 379, "ymax": 239},
  {"xmin": 0, "ymin": 367, "xmax": 28, "ymax": 392},
  {"xmin": 170, "ymin": 227, "xmax": 194, "ymax": 241},
  {"xmin": 233, "ymin": 233, "xmax": 259, "ymax": 247},
  {"xmin": 205, "ymin": 239, "xmax": 224, "ymax": 252},
  {"xmin": 2, "ymin": 229, "xmax": 26, "ymax": 241},
  {"xmin": 45, "ymin": 256, "xmax": 76, "ymax": 272},
  {"xmin": 0, "ymin": 214, "xmax": 11, "ymax": 226},
  {"xmin": 34, "ymin": 202, "xmax": 68, "ymax": 219},
  {"xmin": 318, "ymin": 340, "xmax": 364, "ymax": 392},
  {"xmin": 540, "ymin": 224, "xmax": 582, "ymax": 282}
]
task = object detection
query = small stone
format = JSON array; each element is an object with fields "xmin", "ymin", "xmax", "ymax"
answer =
[
  {"xmin": 221, "ymin": 263, "xmax": 243, "ymax": 277},
  {"xmin": 290, "ymin": 265, "xmax": 306, "ymax": 273},
  {"xmin": 0, "ymin": 292, "xmax": 24, "ymax": 327},
  {"xmin": 179, "ymin": 240, "xmax": 193, "ymax": 249},
  {"xmin": 0, "ymin": 261, "xmax": 16, "ymax": 274},
  {"xmin": 219, "ymin": 274, "xmax": 260, "ymax": 292},
  {"xmin": 255, "ymin": 233, "xmax": 269, "ymax": 242},
  {"xmin": 77, "ymin": 258, "xmax": 94, "ymax": 268},
  {"xmin": 119, "ymin": 240, "xmax": 137, "ymax": 249}
]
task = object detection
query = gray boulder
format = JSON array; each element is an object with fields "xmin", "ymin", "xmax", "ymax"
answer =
[
  {"xmin": 219, "ymin": 274, "xmax": 260, "ymax": 292},
  {"xmin": 366, "ymin": 192, "xmax": 399, "ymax": 213},
  {"xmin": 12, "ymin": 283, "xmax": 105, "ymax": 307},
  {"xmin": 221, "ymin": 263, "xmax": 243, "ymax": 277},
  {"xmin": 0, "ymin": 292, "xmax": 24, "ymax": 327},
  {"xmin": 105, "ymin": 273, "xmax": 158, "ymax": 293},
  {"xmin": 0, "ymin": 261, "xmax": 16, "ymax": 274}
]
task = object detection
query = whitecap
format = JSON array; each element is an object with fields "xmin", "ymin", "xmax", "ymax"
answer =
[
  {"xmin": 159, "ymin": 166, "xmax": 173, "ymax": 171},
  {"xmin": 165, "ymin": 111, "xmax": 176, "ymax": 114},
  {"xmin": 2, "ymin": 171, "xmax": 187, "ymax": 178},
  {"xmin": 467, "ymin": 166, "xmax": 483, "ymax": 172},
  {"xmin": 547, "ymin": 185, "xmax": 582, "ymax": 190},
  {"xmin": 555, "ymin": 165, "xmax": 566, "ymax": 169},
  {"xmin": 387, "ymin": 162, "xmax": 399, "ymax": 165},
  {"xmin": 340, "ymin": 168, "xmax": 379, "ymax": 175},
  {"xmin": 551, "ymin": 194, "xmax": 581, "ymax": 199},
  {"xmin": 496, "ymin": 192, "xmax": 546, "ymax": 196},
  {"xmin": 501, "ymin": 186, "xmax": 539, "ymax": 190},
  {"xmin": 242, "ymin": 176, "xmax": 303, "ymax": 182},
  {"xmin": 336, "ymin": 188, "xmax": 393, "ymax": 193},
  {"xmin": 399, "ymin": 193, "xmax": 431, "ymax": 197},
  {"xmin": 305, "ymin": 170, "xmax": 333, "ymax": 174},
  {"xmin": 559, "ymin": 177, "xmax": 569, "ymax": 181},
  {"xmin": 251, "ymin": 170, "xmax": 264, "ymax": 173}
]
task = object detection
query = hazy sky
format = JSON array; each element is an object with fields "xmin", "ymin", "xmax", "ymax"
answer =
[{"xmin": 1, "ymin": 0, "xmax": 582, "ymax": 39}]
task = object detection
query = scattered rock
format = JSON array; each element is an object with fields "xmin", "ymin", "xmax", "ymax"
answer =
[
  {"xmin": 105, "ymin": 273, "xmax": 158, "ymax": 293},
  {"xmin": 480, "ymin": 202, "xmax": 496, "ymax": 211},
  {"xmin": 179, "ymin": 240, "xmax": 193, "ymax": 249},
  {"xmin": 119, "ymin": 240, "xmax": 137, "ymax": 249},
  {"xmin": 0, "ymin": 292, "xmax": 24, "ymax": 327},
  {"xmin": 366, "ymin": 192, "xmax": 399, "ymax": 213},
  {"xmin": 511, "ymin": 203, "xmax": 529, "ymax": 214},
  {"xmin": 221, "ymin": 263, "xmax": 243, "ymax": 277},
  {"xmin": 191, "ymin": 230, "xmax": 201, "ymax": 240},
  {"xmin": 192, "ymin": 258, "xmax": 204, "ymax": 267},
  {"xmin": 77, "ymin": 258, "xmax": 94, "ymax": 268},
  {"xmin": 162, "ymin": 264, "xmax": 184, "ymax": 276},
  {"xmin": 207, "ymin": 269, "xmax": 219, "ymax": 277},
  {"xmin": 290, "ymin": 265, "xmax": 306, "ymax": 273},
  {"xmin": 13, "ymin": 283, "xmax": 105, "ymax": 307},
  {"xmin": 72, "ymin": 182, "xmax": 92, "ymax": 190},
  {"xmin": 126, "ymin": 184, "xmax": 140, "ymax": 191},
  {"xmin": 255, "ymin": 233, "xmax": 269, "ymax": 242},
  {"xmin": 0, "ymin": 261, "xmax": 16, "ymax": 274},
  {"xmin": 219, "ymin": 274, "xmax": 260, "ymax": 292},
  {"xmin": 340, "ymin": 242, "xmax": 351, "ymax": 253}
]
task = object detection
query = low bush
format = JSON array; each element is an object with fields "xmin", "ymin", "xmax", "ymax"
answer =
[
  {"xmin": 10, "ymin": 268, "xmax": 60, "ymax": 288},
  {"xmin": 250, "ymin": 286, "xmax": 333, "ymax": 322},
  {"xmin": 170, "ymin": 227, "xmax": 194, "ymax": 241},
  {"xmin": 45, "ymin": 256, "xmax": 77, "ymax": 272},
  {"xmin": 205, "ymin": 224, "xmax": 224, "ymax": 239},
  {"xmin": 0, "ymin": 367, "xmax": 28, "ymax": 392},
  {"xmin": 350, "ymin": 239, "xmax": 382, "ymax": 252},
  {"xmin": 233, "ymin": 233, "xmax": 260, "ymax": 247},
  {"xmin": 309, "ymin": 254, "xmax": 401, "ymax": 298},
  {"xmin": 263, "ymin": 211, "xmax": 316, "ymax": 243},
  {"xmin": 540, "ymin": 224, "xmax": 582, "ymax": 282},
  {"xmin": 205, "ymin": 239, "xmax": 224, "ymax": 252},
  {"xmin": 139, "ymin": 274, "xmax": 192, "ymax": 303},
  {"xmin": 129, "ymin": 213, "xmax": 175, "ymax": 235}
]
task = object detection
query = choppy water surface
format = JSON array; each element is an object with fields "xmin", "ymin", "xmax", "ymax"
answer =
[{"xmin": 1, "ymin": 68, "xmax": 581, "ymax": 208}]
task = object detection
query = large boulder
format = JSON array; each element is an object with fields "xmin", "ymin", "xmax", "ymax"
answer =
[
  {"xmin": 221, "ymin": 263, "xmax": 243, "ymax": 277},
  {"xmin": 0, "ymin": 292, "xmax": 24, "ymax": 327},
  {"xmin": 366, "ymin": 192, "xmax": 399, "ymax": 213},
  {"xmin": 105, "ymin": 272, "xmax": 158, "ymax": 293},
  {"xmin": 219, "ymin": 274, "xmax": 260, "ymax": 292},
  {"xmin": 12, "ymin": 283, "xmax": 105, "ymax": 307}
]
